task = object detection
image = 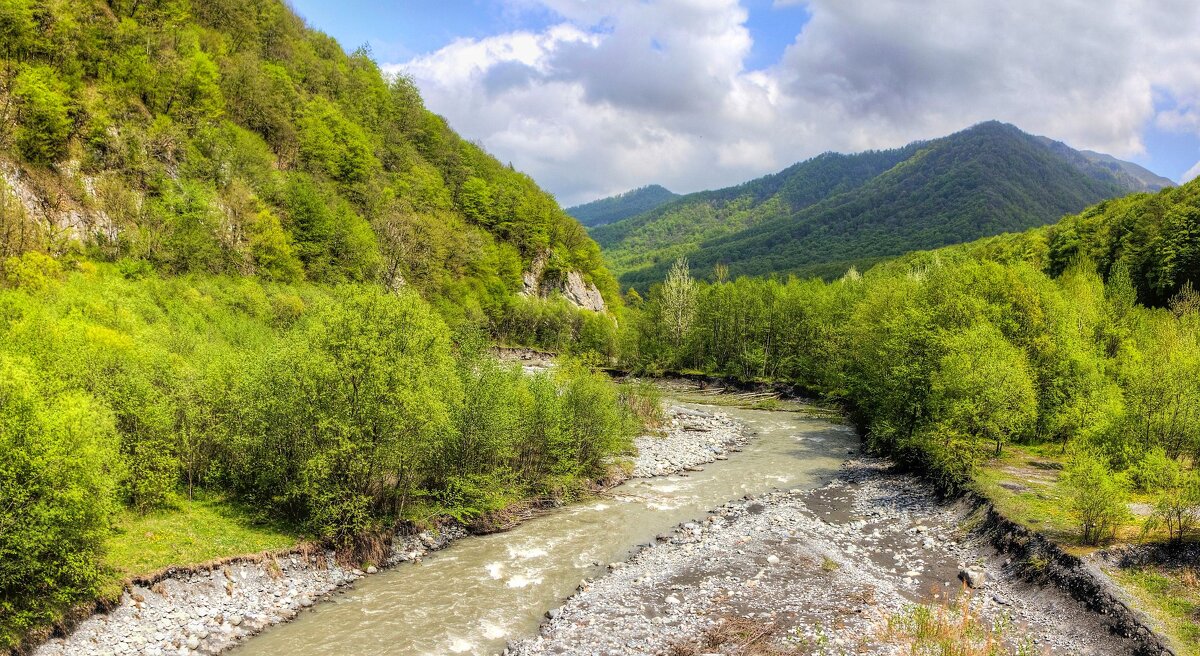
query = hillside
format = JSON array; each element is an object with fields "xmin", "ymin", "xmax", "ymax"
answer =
[
  {"xmin": 600, "ymin": 122, "xmax": 1173, "ymax": 289},
  {"xmin": 892, "ymin": 175, "xmax": 1200, "ymax": 307},
  {"xmin": 0, "ymin": 2, "xmax": 634, "ymax": 647},
  {"xmin": 567, "ymin": 184, "xmax": 679, "ymax": 227},
  {"xmin": 0, "ymin": 0, "xmax": 617, "ymax": 328}
]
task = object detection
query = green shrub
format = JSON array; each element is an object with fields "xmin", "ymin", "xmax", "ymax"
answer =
[
  {"xmin": 1129, "ymin": 448, "xmax": 1183, "ymax": 493},
  {"xmin": 1145, "ymin": 472, "xmax": 1200, "ymax": 544},
  {"xmin": 0, "ymin": 359, "xmax": 121, "ymax": 648},
  {"xmin": 1064, "ymin": 450, "xmax": 1130, "ymax": 545}
]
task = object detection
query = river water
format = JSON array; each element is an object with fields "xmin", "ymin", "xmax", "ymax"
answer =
[{"xmin": 232, "ymin": 399, "xmax": 856, "ymax": 656}]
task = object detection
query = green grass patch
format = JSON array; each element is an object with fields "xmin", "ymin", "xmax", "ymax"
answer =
[
  {"xmin": 104, "ymin": 494, "xmax": 301, "ymax": 578},
  {"xmin": 975, "ymin": 445, "xmax": 1080, "ymax": 545},
  {"xmin": 1111, "ymin": 567, "xmax": 1200, "ymax": 655}
]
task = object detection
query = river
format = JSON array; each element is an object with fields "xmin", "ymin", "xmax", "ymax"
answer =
[{"xmin": 231, "ymin": 398, "xmax": 856, "ymax": 656}]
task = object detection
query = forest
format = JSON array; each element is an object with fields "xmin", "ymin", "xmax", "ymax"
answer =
[
  {"xmin": 622, "ymin": 178, "xmax": 1200, "ymax": 553},
  {"xmin": 566, "ymin": 184, "xmax": 678, "ymax": 228},
  {"xmin": 0, "ymin": 0, "xmax": 619, "ymax": 333},
  {"xmin": 0, "ymin": 261, "xmax": 647, "ymax": 647}
]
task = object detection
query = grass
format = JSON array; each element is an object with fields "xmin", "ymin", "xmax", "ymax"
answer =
[
  {"xmin": 975, "ymin": 444, "xmax": 1177, "ymax": 552},
  {"xmin": 104, "ymin": 493, "xmax": 301, "ymax": 578},
  {"xmin": 974, "ymin": 444, "xmax": 1078, "ymax": 545},
  {"xmin": 976, "ymin": 444, "xmax": 1200, "ymax": 653},
  {"xmin": 1110, "ymin": 567, "xmax": 1200, "ymax": 656}
]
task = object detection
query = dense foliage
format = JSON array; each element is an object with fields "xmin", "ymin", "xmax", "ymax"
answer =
[
  {"xmin": 0, "ymin": 0, "xmax": 617, "ymax": 334},
  {"xmin": 623, "ymin": 231, "xmax": 1199, "ymax": 536},
  {"xmin": 566, "ymin": 184, "xmax": 678, "ymax": 228},
  {"xmin": 600, "ymin": 122, "xmax": 1169, "ymax": 290},
  {"xmin": 0, "ymin": 263, "xmax": 641, "ymax": 647}
]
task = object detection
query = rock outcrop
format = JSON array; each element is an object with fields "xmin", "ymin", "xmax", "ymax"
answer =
[{"xmin": 520, "ymin": 253, "xmax": 607, "ymax": 313}]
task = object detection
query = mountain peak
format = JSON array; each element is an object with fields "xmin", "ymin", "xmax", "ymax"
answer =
[{"xmin": 596, "ymin": 123, "xmax": 1166, "ymax": 288}]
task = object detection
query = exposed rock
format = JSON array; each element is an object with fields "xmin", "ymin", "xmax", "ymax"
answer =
[{"xmin": 520, "ymin": 252, "xmax": 607, "ymax": 313}]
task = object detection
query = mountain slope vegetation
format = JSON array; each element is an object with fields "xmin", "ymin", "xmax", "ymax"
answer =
[
  {"xmin": 567, "ymin": 184, "xmax": 679, "ymax": 227},
  {"xmin": 601, "ymin": 122, "xmax": 1173, "ymax": 289},
  {"xmin": 0, "ymin": 0, "xmax": 617, "ymax": 327}
]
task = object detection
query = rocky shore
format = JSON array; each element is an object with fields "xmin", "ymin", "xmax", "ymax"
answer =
[
  {"xmin": 631, "ymin": 405, "xmax": 745, "ymax": 478},
  {"xmin": 512, "ymin": 458, "xmax": 1145, "ymax": 656},
  {"xmin": 31, "ymin": 526, "xmax": 467, "ymax": 656},
  {"xmin": 31, "ymin": 404, "xmax": 739, "ymax": 656}
]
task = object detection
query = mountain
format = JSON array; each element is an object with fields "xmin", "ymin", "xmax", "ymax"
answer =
[
  {"xmin": 598, "ymin": 122, "xmax": 1175, "ymax": 289},
  {"xmin": 567, "ymin": 184, "xmax": 679, "ymax": 227},
  {"xmin": 0, "ymin": 0, "xmax": 616, "ymax": 324}
]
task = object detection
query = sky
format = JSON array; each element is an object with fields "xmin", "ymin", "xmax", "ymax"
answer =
[{"xmin": 289, "ymin": 0, "xmax": 1200, "ymax": 207}]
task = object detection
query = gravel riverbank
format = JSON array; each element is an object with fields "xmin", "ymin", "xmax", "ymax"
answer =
[
  {"xmin": 631, "ymin": 405, "xmax": 745, "ymax": 478},
  {"xmin": 512, "ymin": 458, "xmax": 1143, "ymax": 656},
  {"xmin": 31, "ymin": 405, "xmax": 739, "ymax": 656}
]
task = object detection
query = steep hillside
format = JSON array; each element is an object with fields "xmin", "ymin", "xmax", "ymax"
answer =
[
  {"xmin": 892, "ymin": 176, "xmax": 1200, "ymax": 307},
  {"xmin": 567, "ymin": 184, "xmax": 678, "ymax": 227},
  {"xmin": 603, "ymin": 122, "xmax": 1170, "ymax": 289},
  {"xmin": 0, "ymin": 0, "xmax": 616, "ymax": 327}
]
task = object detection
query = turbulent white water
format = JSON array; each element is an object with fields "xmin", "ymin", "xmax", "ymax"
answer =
[{"xmin": 231, "ymin": 400, "xmax": 855, "ymax": 656}]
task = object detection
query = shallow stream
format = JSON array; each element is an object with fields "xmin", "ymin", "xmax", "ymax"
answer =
[{"xmin": 232, "ymin": 399, "xmax": 855, "ymax": 656}]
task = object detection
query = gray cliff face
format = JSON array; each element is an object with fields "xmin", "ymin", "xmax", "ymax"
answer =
[{"xmin": 521, "ymin": 253, "xmax": 607, "ymax": 313}]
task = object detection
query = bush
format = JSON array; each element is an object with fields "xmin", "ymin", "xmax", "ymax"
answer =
[
  {"xmin": 0, "ymin": 359, "xmax": 121, "ymax": 648},
  {"xmin": 2, "ymin": 251, "xmax": 63, "ymax": 292},
  {"xmin": 1064, "ymin": 450, "xmax": 1130, "ymax": 545},
  {"xmin": 12, "ymin": 66, "xmax": 72, "ymax": 165},
  {"xmin": 1129, "ymin": 448, "xmax": 1183, "ymax": 493},
  {"xmin": 1145, "ymin": 471, "xmax": 1200, "ymax": 544}
]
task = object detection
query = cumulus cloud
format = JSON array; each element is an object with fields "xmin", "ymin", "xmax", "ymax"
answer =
[{"xmin": 386, "ymin": 0, "xmax": 1200, "ymax": 206}]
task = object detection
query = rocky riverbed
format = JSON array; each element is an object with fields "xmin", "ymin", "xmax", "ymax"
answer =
[
  {"xmin": 512, "ymin": 458, "xmax": 1143, "ymax": 656},
  {"xmin": 631, "ymin": 406, "xmax": 745, "ymax": 478},
  {"xmin": 32, "ymin": 404, "xmax": 741, "ymax": 656}
]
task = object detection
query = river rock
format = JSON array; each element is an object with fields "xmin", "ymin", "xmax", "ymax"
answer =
[{"xmin": 959, "ymin": 567, "xmax": 986, "ymax": 589}]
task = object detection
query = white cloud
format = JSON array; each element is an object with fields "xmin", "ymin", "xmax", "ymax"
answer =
[
  {"xmin": 387, "ymin": 0, "xmax": 1200, "ymax": 206},
  {"xmin": 1183, "ymin": 160, "xmax": 1200, "ymax": 183}
]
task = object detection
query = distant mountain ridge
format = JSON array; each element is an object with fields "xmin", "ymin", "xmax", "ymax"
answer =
[
  {"xmin": 597, "ymin": 122, "xmax": 1175, "ymax": 288},
  {"xmin": 566, "ymin": 184, "xmax": 679, "ymax": 227}
]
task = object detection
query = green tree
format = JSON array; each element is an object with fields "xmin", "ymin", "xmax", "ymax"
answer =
[
  {"xmin": 931, "ymin": 324, "xmax": 1037, "ymax": 457},
  {"xmin": 660, "ymin": 257, "xmax": 696, "ymax": 355},
  {"xmin": 0, "ymin": 359, "xmax": 121, "ymax": 646},
  {"xmin": 12, "ymin": 66, "xmax": 72, "ymax": 165}
]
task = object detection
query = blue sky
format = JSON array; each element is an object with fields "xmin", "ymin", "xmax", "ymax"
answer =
[{"xmin": 289, "ymin": 1, "xmax": 1200, "ymax": 204}]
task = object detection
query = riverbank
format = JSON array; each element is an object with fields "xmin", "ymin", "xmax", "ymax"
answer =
[
  {"xmin": 512, "ymin": 458, "xmax": 1156, "ymax": 656},
  {"xmin": 28, "ymin": 405, "xmax": 743, "ymax": 656}
]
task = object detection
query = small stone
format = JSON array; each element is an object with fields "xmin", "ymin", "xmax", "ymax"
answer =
[
  {"xmin": 665, "ymin": 595, "xmax": 681, "ymax": 605},
  {"xmin": 766, "ymin": 555, "xmax": 780, "ymax": 565},
  {"xmin": 366, "ymin": 565, "xmax": 378, "ymax": 574}
]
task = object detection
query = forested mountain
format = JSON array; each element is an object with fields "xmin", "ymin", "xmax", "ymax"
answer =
[
  {"xmin": 599, "ymin": 122, "xmax": 1173, "ymax": 289},
  {"xmin": 566, "ymin": 184, "xmax": 679, "ymax": 227},
  {"xmin": 0, "ymin": 0, "xmax": 617, "ymax": 327}
]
